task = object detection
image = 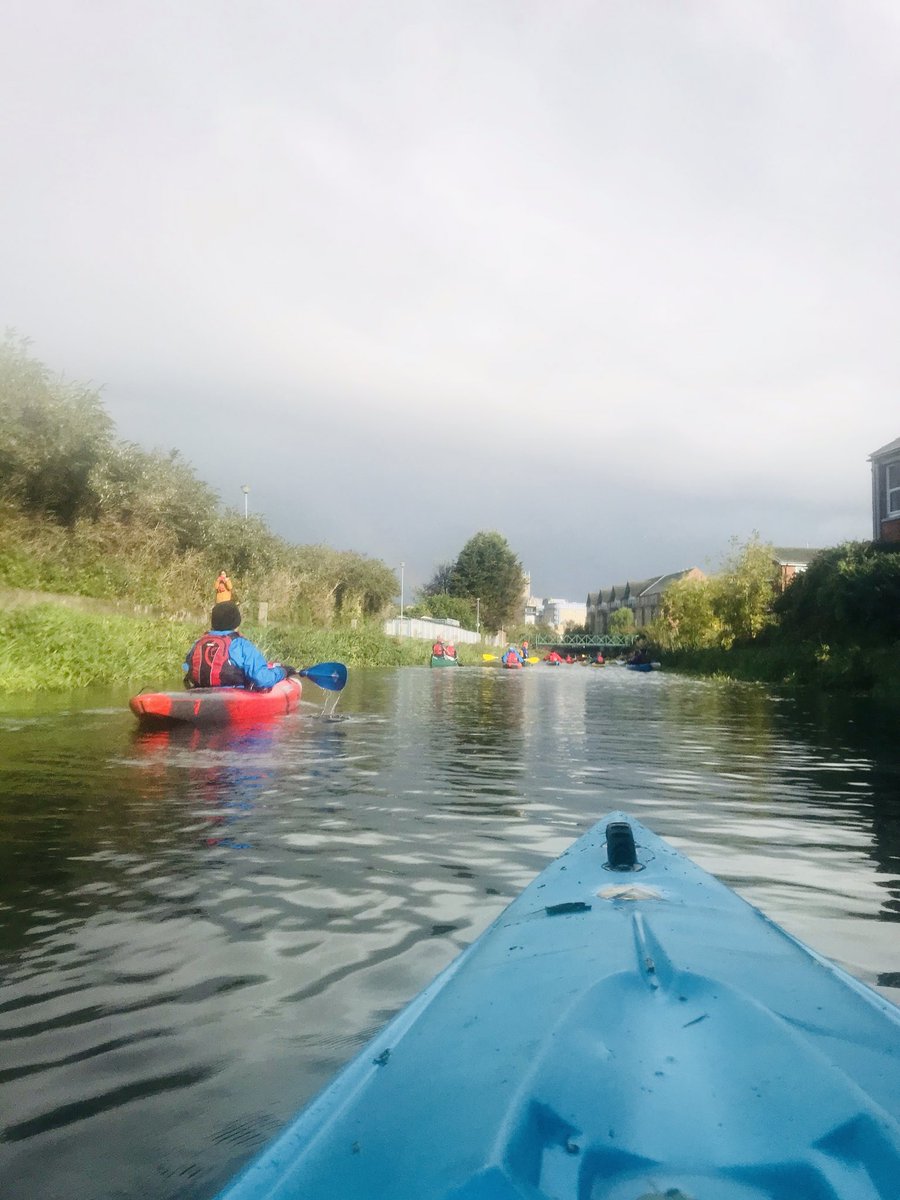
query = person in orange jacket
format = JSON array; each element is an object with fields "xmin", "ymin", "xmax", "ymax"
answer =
[{"xmin": 215, "ymin": 571, "xmax": 234, "ymax": 602}]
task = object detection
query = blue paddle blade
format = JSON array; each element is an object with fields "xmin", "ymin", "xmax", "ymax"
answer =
[{"xmin": 299, "ymin": 661, "xmax": 348, "ymax": 691}]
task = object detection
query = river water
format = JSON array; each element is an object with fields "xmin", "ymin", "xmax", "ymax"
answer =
[{"xmin": 1, "ymin": 664, "xmax": 898, "ymax": 1199}]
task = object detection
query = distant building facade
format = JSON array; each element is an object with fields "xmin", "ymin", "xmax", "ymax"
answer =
[
  {"xmin": 871, "ymin": 437, "xmax": 900, "ymax": 543},
  {"xmin": 541, "ymin": 598, "xmax": 587, "ymax": 632},
  {"xmin": 587, "ymin": 568, "xmax": 705, "ymax": 633}
]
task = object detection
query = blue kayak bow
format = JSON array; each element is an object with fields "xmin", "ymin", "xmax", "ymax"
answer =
[{"xmin": 298, "ymin": 662, "xmax": 348, "ymax": 692}]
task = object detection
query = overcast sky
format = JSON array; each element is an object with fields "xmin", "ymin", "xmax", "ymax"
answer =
[{"xmin": 3, "ymin": 1, "xmax": 898, "ymax": 600}]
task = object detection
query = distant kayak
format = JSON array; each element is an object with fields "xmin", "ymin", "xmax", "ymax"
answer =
[
  {"xmin": 430, "ymin": 654, "xmax": 460, "ymax": 668},
  {"xmin": 215, "ymin": 812, "xmax": 900, "ymax": 1199},
  {"xmin": 627, "ymin": 661, "xmax": 660, "ymax": 672},
  {"xmin": 130, "ymin": 677, "xmax": 302, "ymax": 729}
]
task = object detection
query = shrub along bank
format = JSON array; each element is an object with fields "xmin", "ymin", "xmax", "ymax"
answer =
[
  {"xmin": 653, "ymin": 542, "xmax": 900, "ymax": 699},
  {"xmin": 661, "ymin": 640, "xmax": 900, "ymax": 699},
  {"xmin": 0, "ymin": 604, "xmax": 491, "ymax": 693}
]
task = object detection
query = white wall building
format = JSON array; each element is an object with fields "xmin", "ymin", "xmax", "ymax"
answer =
[{"xmin": 541, "ymin": 598, "xmax": 587, "ymax": 631}]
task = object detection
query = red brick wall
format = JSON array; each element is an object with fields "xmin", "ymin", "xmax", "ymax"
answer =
[{"xmin": 881, "ymin": 517, "xmax": 900, "ymax": 543}]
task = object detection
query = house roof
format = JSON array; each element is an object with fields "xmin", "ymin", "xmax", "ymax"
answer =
[
  {"xmin": 626, "ymin": 578, "xmax": 657, "ymax": 598},
  {"xmin": 771, "ymin": 547, "xmax": 822, "ymax": 566},
  {"xmin": 637, "ymin": 568, "xmax": 701, "ymax": 597},
  {"xmin": 591, "ymin": 569, "xmax": 702, "ymax": 603},
  {"xmin": 870, "ymin": 436, "xmax": 900, "ymax": 460}
]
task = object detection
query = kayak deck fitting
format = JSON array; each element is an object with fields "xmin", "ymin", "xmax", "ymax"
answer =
[{"xmin": 215, "ymin": 813, "xmax": 900, "ymax": 1200}]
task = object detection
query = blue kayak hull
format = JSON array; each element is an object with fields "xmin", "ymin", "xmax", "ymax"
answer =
[{"xmin": 216, "ymin": 814, "xmax": 900, "ymax": 1200}]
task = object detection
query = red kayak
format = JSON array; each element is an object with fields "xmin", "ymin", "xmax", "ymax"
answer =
[
  {"xmin": 502, "ymin": 660, "xmax": 524, "ymax": 670},
  {"xmin": 130, "ymin": 677, "xmax": 302, "ymax": 729}
]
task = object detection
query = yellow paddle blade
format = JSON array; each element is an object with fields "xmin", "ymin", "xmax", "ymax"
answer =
[
  {"xmin": 525, "ymin": 656, "xmax": 540, "ymax": 663},
  {"xmin": 482, "ymin": 653, "xmax": 497, "ymax": 661}
]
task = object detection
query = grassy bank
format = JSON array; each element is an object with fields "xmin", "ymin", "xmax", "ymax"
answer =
[
  {"xmin": 0, "ymin": 604, "xmax": 495, "ymax": 693},
  {"xmin": 664, "ymin": 640, "xmax": 900, "ymax": 700}
]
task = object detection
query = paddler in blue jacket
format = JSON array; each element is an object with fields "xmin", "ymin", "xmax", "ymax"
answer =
[{"xmin": 184, "ymin": 601, "xmax": 297, "ymax": 689}]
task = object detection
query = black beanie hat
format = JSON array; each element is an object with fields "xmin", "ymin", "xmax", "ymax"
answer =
[{"xmin": 211, "ymin": 600, "xmax": 242, "ymax": 630}]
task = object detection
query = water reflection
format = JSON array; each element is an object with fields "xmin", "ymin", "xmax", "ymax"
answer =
[
  {"xmin": 133, "ymin": 723, "xmax": 286, "ymax": 850},
  {"xmin": 433, "ymin": 668, "xmax": 525, "ymax": 806},
  {"xmin": 0, "ymin": 670, "xmax": 898, "ymax": 1200}
]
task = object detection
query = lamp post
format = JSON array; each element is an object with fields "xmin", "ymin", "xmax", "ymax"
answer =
[
  {"xmin": 400, "ymin": 562, "xmax": 405, "ymax": 621},
  {"xmin": 476, "ymin": 597, "xmax": 480, "ymax": 634},
  {"xmin": 241, "ymin": 485, "xmax": 250, "ymax": 520}
]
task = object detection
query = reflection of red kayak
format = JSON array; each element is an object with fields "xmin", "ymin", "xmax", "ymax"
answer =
[{"xmin": 130, "ymin": 677, "xmax": 302, "ymax": 728}]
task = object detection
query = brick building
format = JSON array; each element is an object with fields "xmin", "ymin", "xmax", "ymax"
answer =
[
  {"xmin": 771, "ymin": 548, "xmax": 821, "ymax": 590},
  {"xmin": 871, "ymin": 437, "xmax": 900, "ymax": 543}
]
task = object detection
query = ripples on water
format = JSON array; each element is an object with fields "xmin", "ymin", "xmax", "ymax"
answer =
[{"xmin": 0, "ymin": 666, "xmax": 898, "ymax": 1198}]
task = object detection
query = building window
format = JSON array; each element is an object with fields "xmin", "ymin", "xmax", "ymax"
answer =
[{"xmin": 888, "ymin": 461, "xmax": 900, "ymax": 516}]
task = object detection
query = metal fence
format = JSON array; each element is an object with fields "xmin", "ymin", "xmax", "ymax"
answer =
[{"xmin": 383, "ymin": 616, "xmax": 503, "ymax": 646}]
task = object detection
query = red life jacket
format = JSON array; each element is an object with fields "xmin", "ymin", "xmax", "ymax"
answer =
[
  {"xmin": 432, "ymin": 643, "xmax": 445, "ymax": 657},
  {"xmin": 187, "ymin": 633, "xmax": 243, "ymax": 688}
]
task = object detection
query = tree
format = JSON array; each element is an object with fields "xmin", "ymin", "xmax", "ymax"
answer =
[
  {"xmin": 711, "ymin": 534, "xmax": 778, "ymax": 645},
  {"xmin": 447, "ymin": 531, "xmax": 525, "ymax": 632},
  {"xmin": 608, "ymin": 607, "xmax": 635, "ymax": 634},
  {"xmin": 422, "ymin": 562, "xmax": 455, "ymax": 596},
  {"xmin": 653, "ymin": 576, "xmax": 723, "ymax": 650},
  {"xmin": 333, "ymin": 552, "xmax": 398, "ymax": 619},
  {"xmin": 0, "ymin": 333, "xmax": 114, "ymax": 523},
  {"xmin": 409, "ymin": 592, "xmax": 476, "ymax": 627},
  {"xmin": 95, "ymin": 442, "xmax": 220, "ymax": 549}
]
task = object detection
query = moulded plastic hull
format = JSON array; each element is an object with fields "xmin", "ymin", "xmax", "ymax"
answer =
[
  {"xmin": 130, "ymin": 677, "xmax": 302, "ymax": 728},
  {"xmin": 430, "ymin": 655, "xmax": 460, "ymax": 667},
  {"xmin": 215, "ymin": 813, "xmax": 900, "ymax": 1200}
]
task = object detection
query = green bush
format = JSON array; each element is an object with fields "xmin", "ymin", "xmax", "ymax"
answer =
[{"xmin": 775, "ymin": 541, "xmax": 900, "ymax": 644}]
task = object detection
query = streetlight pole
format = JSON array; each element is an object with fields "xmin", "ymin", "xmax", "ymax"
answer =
[
  {"xmin": 400, "ymin": 562, "xmax": 405, "ymax": 621},
  {"xmin": 476, "ymin": 597, "xmax": 480, "ymax": 634},
  {"xmin": 241, "ymin": 485, "xmax": 250, "ymax": 520}
]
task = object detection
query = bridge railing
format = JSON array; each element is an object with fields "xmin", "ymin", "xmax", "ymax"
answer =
[{"xmin": 531, "ymin": 633, "xmax": 638, "ymax": 648}]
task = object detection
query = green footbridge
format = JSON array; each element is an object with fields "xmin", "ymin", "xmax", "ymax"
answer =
[{"xmin": 529, "ymin": 633, "xmax": 638, "ymax": 649}]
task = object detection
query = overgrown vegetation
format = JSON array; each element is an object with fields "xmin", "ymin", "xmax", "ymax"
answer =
[
  {"xmin": 0, "ymin": 605, "xmax": 497, "ymax": 693},
  {"xmin": 0, "ymin": 334, "xmax": 398, "ymax": 623},
  {"xmin": 651, "ymin": 537, "xmax": 900, "ymax": 697},
  {"xmin": 650, "ymin": 535, "xmax": 778, "ymax": 651}
]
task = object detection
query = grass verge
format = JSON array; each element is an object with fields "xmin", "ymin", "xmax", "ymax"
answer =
[{"xmin": 0, "ymin": 604, "xmax": 496, "ymax": 692}]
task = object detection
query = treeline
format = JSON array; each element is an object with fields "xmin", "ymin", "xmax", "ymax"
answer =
[
  {"xmin": 651, "ymin": 536, "xmax": 900, "ymax": 693},
  {"xmin": 0, "ymin": 335, "xmax": 397, "ymax": 622},
  {"xmin": 405, "ymin": 530, "xmax": 527, "ymax": 633}
]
